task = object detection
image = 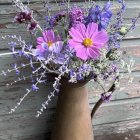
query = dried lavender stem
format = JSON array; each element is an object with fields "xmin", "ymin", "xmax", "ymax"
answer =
[
  {"xmin": 0, "ymin": 52, "xmax": 18, "ymax": 56},
  {"xmin": 9, "ymin": 69, "xmax": 47, "ymax": 114},
  {"xmin": 0, "ymin": 62, "xmax": 39, "ymax": 76}
]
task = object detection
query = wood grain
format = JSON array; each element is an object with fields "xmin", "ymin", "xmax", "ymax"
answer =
[{"xmin": 0, "ymin": 0, "xmax": 140, "ymax": 140}]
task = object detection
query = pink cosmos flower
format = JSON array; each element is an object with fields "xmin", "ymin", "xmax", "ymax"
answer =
[
  {"xmin": 68, "ymin": 22, "xmax": 109, "ymax": 60},
  {"xmin": 36, "ymin": 30, "xmax": 63, "ymax": 54}
]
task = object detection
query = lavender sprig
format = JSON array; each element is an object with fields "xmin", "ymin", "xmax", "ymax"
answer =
[{"xmin": 9, "ymin": 69, "xmax": 47, "ymax": 114}]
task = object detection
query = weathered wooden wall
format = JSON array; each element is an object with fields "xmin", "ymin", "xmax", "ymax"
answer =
[{"xmin": 0, "ymin": 0, "xmax": 140, "ymax": 140}]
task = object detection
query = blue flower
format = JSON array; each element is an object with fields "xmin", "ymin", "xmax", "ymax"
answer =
[
  {"xmin": 70, "ymin": 70, "xmax": 75, "ymax": 77},
  {"xmin": 117, "ymin": 0, "xmax": 123, "ymax": 3},
  {"xmin": 11, "ymin": 64, "xmax": 20, "ymax": 75},
  {"xmin": 117, "ymin": 0, "xmax": 126, "ymax": 12},
  {"xmin": 86, "ymin": 5, "xmax": 101, "ymax": 23},
  {"xmin": 99, "ymin": 10, "xmax": 112, "ymax": 30},
  {"xmin": 15, "ymin": 69, "xmax": 20, "ymax": 75},
  {"xmin": 104, "ymin": 1, "xmax": 112, "ymax": 11},
  {"xmin": 32, "ymin": 84, "xmax": 39, "ymax": 91},
  {"xmin": 77, "ymin": 74, "xmax": 84, "ymax": 81},
  {"xmin": 101, "ymin": 93, "xmax": 112, "ymax": 102},
  {"xmin": 85, "ymin": 2, "xmax": 112, "ymax": 30}
]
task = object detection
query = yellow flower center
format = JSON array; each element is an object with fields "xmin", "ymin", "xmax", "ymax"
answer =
[
  {"xmin": 47, "ymin": 41, "xmax": 53, "ymax": 47},
  {"xmin": 83, "ymin": 38, "xmax": 93, "ymax": 47}
]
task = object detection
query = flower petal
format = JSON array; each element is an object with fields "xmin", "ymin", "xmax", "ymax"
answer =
[
  {"xmin": 53, "ymin": 54, "xmax": 65, "ymax": 64},
  {"xmin": 49, "ymin": 41, "xmax": 63, "ymax": 53},
  {"xmin": 43, "ymin": 31, "xmax": 49, "ymax": 42},
  {"xmin": 86, "ymin": 22, "xmax": 98, "ymax": 38},
  {"xmin": 48, "ymin": 30, "xmax": 56, "ymax": 42},
  {"xmin": 43, "ymin": 30, "xmax": 56, "ymax": 42},
  {"xmin": 36, "ymin": 42, "xmax": 49, "ymax": 53},
  {"xmin": 69, "ymin": 27, "xmax": 84, "ymax": 42},
  {"xmin": 87, "ymin": 47, "xmax": 100, "ymax": 59},
  {"xmin": 42, "ymin": 43, "xmax": 49, "ymax": 50},
  {"xmin": 75, "ymin": 23, "xmax": 86, "ymax": 38},
  {"xmin": 36, "ymin": 45, "xmax": 44, "ymax": 52},
  {"xmin": 37, "ymin": 37, "xmax": 44, "ymax": 44},
  {"xmin": 93, "ymin": 30, "xmax": 109, "ymax": 46},
  {"xmin": 32, "ymin": 49, "xmax": 46, "ymax": 60},
  {"xmin": 68, "ymin": 39, "xmax": 82, "ymax": 48},
  {"xmin": 76, "ymin": 46, "xmax": 88, "ymax": 61}
]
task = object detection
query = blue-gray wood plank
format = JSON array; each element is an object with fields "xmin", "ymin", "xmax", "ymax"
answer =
[{"xmin": 0, "ymin": 0, "xmax": 140, "ymax": 140}]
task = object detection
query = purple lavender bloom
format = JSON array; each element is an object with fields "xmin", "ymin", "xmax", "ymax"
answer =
[
  {"xmin": 48, "ymin": 12, "xmax": 66, "ymax": 28},
  {"xmin": 8, "ymin": 42, "xmax": 17, "ymax": 47},
  {"xmin": 112, "ymin": 64, "xmax": 117, "ymax": 72},
  {"xmin": 109, "ymin": 33, "xmax": 121, "ymax": 48},
  {"xmin": 12, "ymin": 64, "xmax": 20, "ymax": 75},
  {"xmin": 15, "ymin": 69, "xmax": 20, "ymax": 75},
  {"xmin": 101, "ymin": 93, "xmax": 112, "ymax": 102},
  {"xmin": 18, "ymin": 51, "xmax": 25, "ymax": 56},
  {"xmin": 130, "ymin": 17, "xmax": 139, "ymax": 30},
  {"xmin": 112, "ymin": 0, "xmax": 126, "ymax": 32},
  {"xmin": 69, "ymin": 70, "xmax": 75, "ymax": 77},
  {"xmin": 121, "ymin": 3, "xmax": 126, "ymax": 11},
  {"xmin": 12, "ymin": 63, "xmax": 17, "ymax": 69},
  {"xmin": 117, "ymin": 0, "xmax": 123, "ymax": 3},
  {"xmin": 21, "ymin": 63, "xmax": 26, "ymax": 68},
  {"xmin": 48, "ymin": 16, "xmax": 56, "ymax": 28},
  {"xmin": 77, "ymin": 74, "xmax": 84, "ymax": 81},
  {"xmin": 104, "ymin": 1, "xmax": 112, "ymax": 11},
  {"xmin": 31, "ymin": 75, "xmax": 35, "ymax": 83},
  {"xmin": 46, "ymin": 16, "xmax": 50, "ymax": 22},
  {"xmin": 69, "ymin": 7, "xmax": 84, "ymax": 27},
  {"xmin": 32, "ymin": 84, "xmax": 39, "ymax": 91}
]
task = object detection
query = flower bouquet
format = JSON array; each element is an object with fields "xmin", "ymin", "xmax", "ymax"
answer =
[{"xmin": 0, "ymin": 0, "xmax": 139, "ymax": 139}]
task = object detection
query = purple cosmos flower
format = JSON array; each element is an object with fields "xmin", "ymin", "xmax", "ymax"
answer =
[
  {"xmin": 68, "ymin": 22, "xmax": 109, "ymax": 61},
  {"xmin": 36, "ymin": 30, "xmax": 63, "ymax": 54}
]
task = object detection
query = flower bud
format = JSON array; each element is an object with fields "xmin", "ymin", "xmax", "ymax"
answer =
[{"xmin": 119, "ymin": 27, "xmax": 128, "ymax": 35}]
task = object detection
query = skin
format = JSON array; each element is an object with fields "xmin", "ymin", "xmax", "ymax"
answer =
[{"xmin": 51, "ymin": 80, "xmax": 94, "ymax": 140}]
